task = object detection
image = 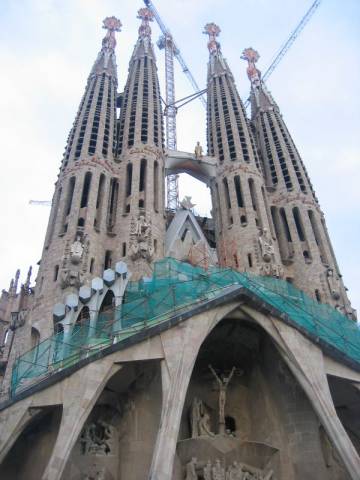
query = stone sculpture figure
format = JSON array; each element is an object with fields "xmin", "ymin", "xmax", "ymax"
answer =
[
  {"xmin": 209, "ymin": 365, "xmax": 236, "ymax": 434},
  {"xmin": 212, "ymin": 459, "xmax": 225, "ymax": 480},
  {"xmin": 185, "ymin": 457, "xmax": 198, "ymax": 480},
  {"xmin": 195, "ymin": 141, "xmax": 203, "ymax": 159},
  {"xmin": 198, "ymin": 411, "xmax": 215, "ymax": 437},
  {"xmin": 203, "ymin": 460, "xmax": 212, "ymax": 480},
  {"xmin": 258, "ymin": 228, "xmax": 274, "ymax": 262},
  {"xmin": 190, "ymin": 397, "xmax": 203, "ymax": 437}
]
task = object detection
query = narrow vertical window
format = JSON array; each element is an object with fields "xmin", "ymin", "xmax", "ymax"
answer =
[
  {"xmin": 122, "ymin": 243, "xmax": 126, "ymax": 257},
  {"xmin": 279, "ymin": 208, "xmax": 292, "ymax": 242},
  {"xmin": 248, "ymin": 178, "xmax": 257, "ymax": 211},
  {"xmin": 292, "ymin": 207, "xmax": 306, "ymax": 241},
  {"xmin": 139, "ymin": 159, "xmax": 147, "ymax": 192},
  {"xmin": 61, "ymin": 177, "xmax": 76, "ymax": 233},
  {"xmin": 234, "ymin": 175, "xmax": 244, "ymax": 208},
  {"xmin": 94, "ymin": 174, "xmax": 105, "ymax": 229},
  {"xmin": 153, "ymin": 161, "xmax": 159, "ymax": 212},
  {"xmin": 53, "ymin": 265, "xmax": 59, "ymax": 282},
  {"xmin": 80, "ymin": 172, "xmax": 92, "ymax": 208},
  {"xmin": 90, "ymin": 258, "xmax": 95, "ymax": 273},
  {"xmin": 223, "ymin": 178, "xmax": 231, "ymax": 209},
  {"xmin": 107, "ymin": 178, "xmax": 119, "ymax": 230},
  {"xmin": 247, "ymin": 253, "xmax": 253, "ymax": 268},
  {"xmin": 315, "ymin": 289, "xmax": 321, "ymax": 302},
  {"xmin": 308, "ymin": 210, "xmax": 328, "ymax": 264},
  {"xmin": 65, "ymin": 177, "xmax": 76, "ymax": 217},
  {"xmin": 104, "ymin": 250, "xmax": 112, "ymax": 269},
  {"xmin": 126, "ymin": 163, "xmax": 133, "ymax": 197}
]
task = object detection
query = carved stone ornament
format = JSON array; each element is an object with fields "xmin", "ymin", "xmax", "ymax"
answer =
[
  {"xmin": 60, "ymin": 269, "xmax": 84, "ymax": 290},
  {"xmin": 194, "ymin": 141, "xmax": 204, "ymax": 159},
  {"xmin": 129, "ymin": 215, "xmax": 154, "ymax": 262},
  {"xmin": 258, "ymin": 228, "xmax": 274, "ymax": 262},
  {"xmin": 326, "ymin": 268, "xmax": 341, "ymax": 300},
  {"xmin": 80, "ymin": 420, "xmax": 117, "ymax": 456},
  {"xmin": 70, "ymin": 236, "xmax": 84, "ymax": 265}
]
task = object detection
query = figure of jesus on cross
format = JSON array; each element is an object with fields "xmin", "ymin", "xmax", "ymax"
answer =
[{"xmin": 209, "ymin": 365, "xmax": 236, "ymax": 435}]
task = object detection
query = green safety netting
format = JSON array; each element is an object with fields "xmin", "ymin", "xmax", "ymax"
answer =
[{"xmin": 10, "ymin": 258, "xmax": 360, "ymax": 397}]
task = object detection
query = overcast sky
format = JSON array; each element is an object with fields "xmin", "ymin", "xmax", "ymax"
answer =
[{"xmin": 0, "ymin": 0, "xmax": 359, "ymax": 313}]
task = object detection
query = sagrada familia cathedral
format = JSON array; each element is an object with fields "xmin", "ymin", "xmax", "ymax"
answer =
[{"xmin": 0, "ymin": 8, "xmax": 359, "ymax": 480}]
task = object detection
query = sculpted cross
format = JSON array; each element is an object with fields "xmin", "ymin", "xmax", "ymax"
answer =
[{"xmin": 209, "ymin": 365, "xmax": 236, "ymax": 435}]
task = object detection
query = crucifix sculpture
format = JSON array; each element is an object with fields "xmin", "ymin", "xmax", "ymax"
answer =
[{"xmin": 209, "ymin": 365, "xmax": 236, "ymax": 435}]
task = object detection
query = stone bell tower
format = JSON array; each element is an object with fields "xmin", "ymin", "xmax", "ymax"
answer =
[
  {"xmin": 242, "ymin": 48, "xmax": 355, "ymax": 317},
  {"xmin": 205, "ymin": 24, "xmax": 282, "ymax": 277},
  {"xmin": 115, "ymin": 8, "xmax": 166, "ymax": 280},
  {"xmin": 29, "ymin": 17, "xmax": 123, "ymax": 337}
]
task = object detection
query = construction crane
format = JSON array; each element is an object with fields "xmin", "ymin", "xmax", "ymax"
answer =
[
  {"xmin": 244, "ymin": 0, "xmax": 322, "ymax": 107},
  {"xmin": 29, "ymin": 200, "xmax": 51, "ymax": 206},
  {"xmin": 144, "ymin": 0, "xmax": 206, "ymax": 211}
]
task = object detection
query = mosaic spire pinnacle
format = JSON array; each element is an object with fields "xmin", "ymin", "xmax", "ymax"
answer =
[
  {"xmin": 137, "ymin": 8, "xmax": 154, "ymax": 38},
  {"xmin": 101, "ymin": 16, "xmax": 122, "ymax": 51},
  {"xmin": 241, "ymin": 47, "xmax": 261, "ymax": 87},
  {"xmin": 203, "ymin": 23, "xmax": 221, "ymax": 54}
]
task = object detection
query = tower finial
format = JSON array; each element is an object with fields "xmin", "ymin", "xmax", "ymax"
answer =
[
  {"xmin": 137, "ymin": 8, "xmax": 154, "ymax": 38},
  {"xmin": 203, "ymin": 23, "xmax": 221, "ymax": 54},
  {"xmin": 241, "ymin": 47, "xmax": 261, "ymax": 87},
  {"xmin": 102, "ymin": 16, "xmax": 122, "ymax": 51}
]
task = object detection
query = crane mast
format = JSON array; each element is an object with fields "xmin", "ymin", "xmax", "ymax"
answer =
[
  {"xmin": 244, "ymin": 0, "xmax": 321, "ymax": 107},
  {"xmin": 144, "ymin": 0, "xmax": 205, "ymax": 210}
]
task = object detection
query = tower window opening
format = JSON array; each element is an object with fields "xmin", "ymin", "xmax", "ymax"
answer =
[
  {"xmin": 139, "ymin": 159, "xmax": 147, "ymax": 192},
  {"xmin": 107, "ymin": 178, "xmax": 119, "ymax": 230},
  {"xmin": 279, "ymin": 208, "xmax": 292, "ymax": 242},
  {"xmin": 240, "ymin": 215, "xmax": 247, "ymax": 226},
  {"xmin": 80, "ymin": 172, "xmax": 92, "ymax": 208},
  {"xmin": 46, "ymin": 187, "xmax": 62, "ymax": 247},
  {"xmin": 315, "ymin": 289, "xmax": 322, "ymax": 302},
  {"xmin": 234, "ymin": 175, "xmax": 244, "ymax": 208},
  {"xmin": 90, "ymin": 258, "xmax": 95, "ymax": 273},
  {"xmin": 154, "ymin": 239, "xmax": 157, "ymax": 252},
  {"xmin": 126, "ymin": 163, "xmax": 133, "ymax": 197},
  {"xmin": 53, "ymin": 265, "xmax": 59, "ymax": 282},
  {"xmin": 248, "ymin": 178, "xmax": 258, "ymax": 212},
  {"xmin": 104, "ymin": 250, "xmax": 112, "ymax": 269},
  {"xmin": 303, "ymin": 250, "xmax": 311, "ymax": 263},
  {"xmin": 223, "ymin": 178, "xmax": 231, "ymax": 209},
  {"xmin": 139, "ymin": 199, "xmax": 144, "ymax": 208},
  {"xmin": 65, "ymin": 176, "xmax": 76, "ymax": 217},
  {"xmin": 94, "ymin": 174, "xmax": 105, "ymax": 229},
  {"xmin": 292, "ymin": 207, "xmax": 306, "ymax": 242},
  {"xmin": 233, "ymin": 254, "xmax": 239, "ymax": 269},
  {"xmin": 77, "ymin": 217, "xmax": 85, "ymax": 227},
  {"xmin": 225, "ymin": 416, "xmax": 236, "ymax": 433},
  {"xmin": 154, "ymin": 161, "xmax": 159, "ymax": 212},
  {"xmin": 247, "ymin": 253, "xmax": 253, "ymax": 268},
  {"xmin": 122, "ymin": 243, "xmax": 126, "ymax": 257},
  {"xmin": 308, "ymin": 210, "xmax": 328, "ymax": 264}
]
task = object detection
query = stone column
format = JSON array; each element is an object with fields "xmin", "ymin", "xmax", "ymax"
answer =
[
  {"xmin": 149, "ymin": 303, "xmax": 239, "ymax": 480},
  {"xmin": 41, "ymin": 360, "xmax": 121, "ymax": 480},
  {"xmin": 240, "ymin": 306, "xmax": 360, "ymax": 480}
]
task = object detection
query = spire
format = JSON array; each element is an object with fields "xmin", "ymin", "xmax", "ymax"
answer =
[
  {"xmin": 204, "ymin": 24, "xmax": 261, "ymax": 168},
  {"xmin": 24, "ymin": 266, "xmax": 32, "ymax": 293},
  {"xmin": 137, "ymin": 7, "xmax": 153, "ymax": 39},
  {"xmin": 203, "ymin": 23, "xmax": 221, "ymax": 55},
  {"xmin": 116, "ymin": 8, "xmax": 163, "ymax": 155},
  {"xmin": 62, "ymin": 16, "xmax": 121, "ymax": 165},
  {"xmin": 241, "ymin": 48, "xmax": 277, "ymax": 116}
]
